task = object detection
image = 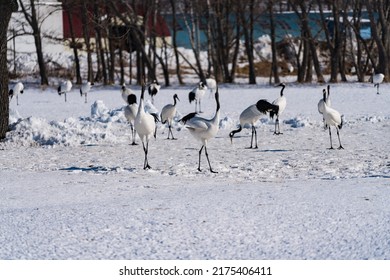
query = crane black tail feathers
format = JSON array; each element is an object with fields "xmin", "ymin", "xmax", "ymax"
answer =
[
  {"xmin": 256, "ymin": 99, "xmax": 279, "ymax": 117},
  {"xmin": 189, "ymin": 91, "xmax": 196, "ymax": 103},
  {"xmin": 179, "ymin": 112, "xmax": 197, "ymax": 124},
  {"xmin": 150, "ymin": 113, "xmax": 160, "ymax": 123},
  {"xmin": 338, "ymin": 115, "xmax": 344, "ymax": 129}
]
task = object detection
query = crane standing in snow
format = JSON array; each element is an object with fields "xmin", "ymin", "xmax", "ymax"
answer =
[
  {"xmin": 160, "ymin": 94, "xmax": 180, "ymax": 140},
  {"xmin": 135, "ymin": 83, "xmax": 159, "ymax": 170},
  {"xmin": 206, "ymin": 78, "xmax": 217, "ymax": 98},
  {"xmin": 9, "ymin": 82, "xmax": 24, "ymax": 106},
  {"xmin": 321, "ymin": 89, "xmax": 344, "ymax": 150},
  {"xmin": 189, "ymin": 81, "xmax": 207, "ymax": 113},
  {"xmin": 270, "ymin": 83, "xmax": 287, "ymax": 135},
  {"xmin": 148, "ymin": 80, "xmax": 160, "ymax": 105},
  {"xmin": 58, "ymin": 80, "xmax": 72, "ymax": 102},
  {"xmin": 230, "ymin": 100, "xmax": 279, "ymax": 149},
  {"xmin": 372, "ymin": 73, "xmax": 384, "ymax": 94},
  {"xmin": 181, "ymin": 87, "xmax": 220, "ymax": 173},
  {"xmin": 80, "ymin": 81, "xmax": 92, "ymax": 103}
]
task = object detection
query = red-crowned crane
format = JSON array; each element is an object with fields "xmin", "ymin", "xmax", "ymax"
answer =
[
  {"xmin": 58, "ymin": 80, "xmax": 72, "ymax": 102},
  {"xmin": 135, "ymin": 83, "xmax": 159, "ymax": 169},
  {"xmin": 270, "ymin": 83, "xmax": 287, "ymax": 135},
  {"xmin": 181, "ymin": 87, "xmax": 220, "ymax": 173},
  {"xmin": 9, "ymin": 82, "xmax": 24, "ymax": 106},
  {"xmin": 80, "ymin": 81, "xmax": 93, "ymax": 103},
  {"xmin": 160, "ymin": 94, "xmax": 180, "ymax": 140},
  {"xmin": 372, "ymin": 73, "xmax": 385, "ymax": 94},
  {"xmin": 321, "ymin": 89, "xmax": 344, "ymax": 150},
  {"xmin": 189, "ymin": 81, "xmax": 207, "ymax": 113},
  {"xmin": 229, "ymin": 100, "xmax": 279, "ymax": 149},
  {"xmin": 148, "ymin": 80, "xmax": 160, "ymax": 105}
]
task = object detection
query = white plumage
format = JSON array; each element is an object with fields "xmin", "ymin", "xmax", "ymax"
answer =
[
  {"xmin": 58, "ymin": 80, "xmax": 72, "ymax": 102},
  {"xmin": 271, "ymin": 83, "xmax": 287, "ymax": 135},
  {"xmin": 189, "ymin": 81, "xmax": 207, "ymax": 113},
  {"xmin": 181, "ymin": 88, "xmax": 220, "ymax": 173},
  {"xmin": 372, "ymin": 73, "xmax": 384, "ymax": 94},
  {"xmin": 121, "ymin": 83, "xmax": 135, "ymax": 103},
  {"xmin": 148, "ymin": 80, "xmax": 161, "ymax": 104},
  {"xmin": 321, "ymin": 89, "xmax": 344, "ymax": 150},
  {"xmin": 135, "ymin": 84, "xmax": 158, "ymax": 169},
  {"xmin": 229, "ymin": 100, "xmax": 279, "ymax": 149},
  {"xmin": 160, "ymin": 94, "xmax": 180, "ymax": 140},
  {"xmin": 124, "ymin": 92, "xmax": 138, "ymax": 145},
  {"xmin": 206, "ymin": 78, "xmax": 217, "ymax": 98},
  {"xmin": 9, "ymin": 82, "xmax": 24, "ymax": 106},
  {"xmin": 80, "ymin": 81, "xmax": 92, "ymax": 103}
]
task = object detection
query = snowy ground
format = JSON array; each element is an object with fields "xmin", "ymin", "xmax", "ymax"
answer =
[{"xmin": 1, "ymin": 81, "xmax": 389, "ymax": 259}]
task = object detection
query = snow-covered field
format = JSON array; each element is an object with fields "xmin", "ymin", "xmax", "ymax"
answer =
[{"xmin": 1, "ymin": 81, "xmax": 389, "ymax": 259}]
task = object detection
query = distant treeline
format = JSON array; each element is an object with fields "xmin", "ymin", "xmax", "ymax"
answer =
[{"xmin": 12, "ymin": 0, "xmax": 390, "ymax": 85}]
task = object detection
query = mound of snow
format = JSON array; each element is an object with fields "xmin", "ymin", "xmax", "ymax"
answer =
[
  {"xmin": 219, "ymin": 116, "xmax": 235, "ymax": 129},
  {"xmin": 90, "ymin": 100, "xmax": 125, "ymax": 123},
  {"xmin": 91, "ymin": 100, "xmax": 109, "ymax": 118},
  {"xmin": 9, "ymin": 108, "xmax": 22, "ymax": 124},
  {"xmin": 5, "ymin": 101, "xmax": 129, "ymax": 146},
  {"xmin": 284, "ymin": 116, "xmax": 314, "ymax": 128}
]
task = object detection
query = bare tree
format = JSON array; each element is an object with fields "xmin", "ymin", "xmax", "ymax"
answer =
[
  {"xmin": 181, "ymin": 0, "xmax": 206, "ymax": 82},
  {"xmin": 18, "ymin": 0, "xmax": 48, "ymax": 85},
  {"xmin": 289, "ymin": 0, "xmax": 325, "ymax": 83},
  {"xmin": 366, "ymin": 0, "xmax": 389, "ymax": 79},
  {"xmin": 346, "ymin": 0, "xmax": 374, "ymax": 82},
  {"xmin": 169, "ymin": 0, "xmax": 184, "ymax": 84},
  {"xmin": 0, "ymin": 0, "xmax": 19, "ymax": 140},
  {"xmin": 238, "ymin": 0, "xmax": 257, "ymax": 84},
  {"xmin": 268, "ymin": 0, "xmax": 280, "ymax": 84},
  {"xmin": 80, "ymin": 0, "xmax": 94, "ymax": 83},
  {"xmin": 92, "ymin": 0, "xmax": 108, "ymax": 84},
  {"xmin": 63, "ymin": 0, "xmax": 82, "ymax": 84},
  {"xmin": 106, "ymin": 1, "xmax": 154, "ymax": 84},
  {"xmin": 207, "ymin": 0, "xmax": 241, "ymax": 83}
]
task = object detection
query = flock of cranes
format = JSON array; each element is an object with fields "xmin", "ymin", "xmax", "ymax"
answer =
[
  {"xmin": 7, "ymin": 72, "xmax": 385, "ymax": 172},
  {"xmin": 121, "ymin": 79, "xmax": 348, "ymax": 172}
]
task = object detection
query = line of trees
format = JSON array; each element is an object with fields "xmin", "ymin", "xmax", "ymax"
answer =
[
  {"xmin": 7, "ymin": 0, "xmax": 390, "ymax": 87},
  {"xmin": 2, "ymin": 0, "xmax": 390, "ymax": 139}
]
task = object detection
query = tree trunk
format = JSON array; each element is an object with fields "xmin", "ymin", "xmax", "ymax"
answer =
[
  {"xmin": 269, "ymin": 0, "xmax": 280, "ymax": 84},
  {"xmin": 64, "ymin": 3, "xmax": 82, "ymax": 84},
  {"xmin": 169, "ymin": 0, "xmax": 183, "ymax": 84},
  {"xmin": 240, "ymin": 0, "xmax": 256, "ymax": 84},
  {"xmin": 0, "ymin": 0, "xmax": 18, "ymax": 139},
  {"xmin": 18, "ymin": 0, "xmax": 48, "ymax": 85},
  {"xmin": 366, "ymin": 0, "xmax": 389, "ymax": 78},
  {"xmin": 81, "ymin": 1, "xmax": 93, "ymax": 83},
  {"xmin": 93, "ymin": 1, "xmax": 107, "ymax": 84},
  {"xmin": 290, "ymin": 1, "xmax": 324, "ymax": 83}
]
